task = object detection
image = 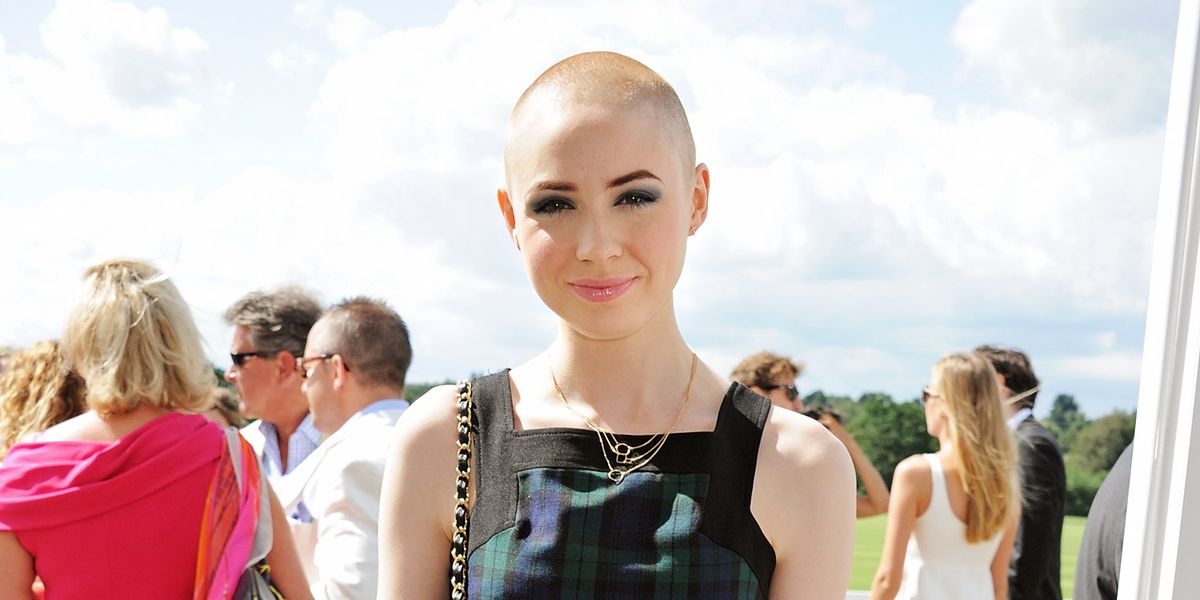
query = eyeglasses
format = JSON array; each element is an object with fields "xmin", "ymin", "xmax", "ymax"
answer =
[
  {"xmin": 761, "ymin": 383, "xmax": 799, "ymax": 401},
  {"xmin": 295, "ymin": 354, "xmax": 346, "ymax": 379},
  {"xmin": 921, "ymin": 387, "xmax": 940, "ymax": 406},
  {"xmin": 230, "ymin": 351, "xmax": 268, "ymax": 367}
]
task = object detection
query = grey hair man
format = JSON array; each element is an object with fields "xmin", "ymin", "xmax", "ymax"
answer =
[{"xmin": 225, "ymin": 286, "xmax": 323, "ymax": 486}]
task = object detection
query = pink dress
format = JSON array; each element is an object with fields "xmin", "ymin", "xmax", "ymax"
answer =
[{"xmin": 0, "ymin": 412, "xmax": 222, "ymax": 599}]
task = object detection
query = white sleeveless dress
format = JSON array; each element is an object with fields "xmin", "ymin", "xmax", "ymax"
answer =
[{"xmin": 897, "ymin": 453, "xmax": 1002, "ymax": 599}]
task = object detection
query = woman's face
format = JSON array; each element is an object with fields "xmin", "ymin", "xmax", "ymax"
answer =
[
  {"xmin": 499, "ymin": 100, "xmax": 708, "ymax": 341},
  {"xmin": 924, "ymin": 368, "xmax": 947, "ymax": 437}
]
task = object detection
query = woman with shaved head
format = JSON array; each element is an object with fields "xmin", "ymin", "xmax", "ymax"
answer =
[{"xmin": 380, "ymin": 52, "xmax": 855, "ymax": 599}]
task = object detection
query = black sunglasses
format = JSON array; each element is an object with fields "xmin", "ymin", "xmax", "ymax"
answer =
[
  {"xmin": 921, "ymin": 387, "xmax": 939, "ymax": 406},
  {"xmin": 761, "ymin": 383, "xmax": 799, "ymax": 401},
  {"xmin": 230, "ymin": 351, "xmax": 268, "ymax": 367}
]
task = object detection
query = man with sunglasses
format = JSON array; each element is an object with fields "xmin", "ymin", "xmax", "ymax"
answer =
[
  {"xmin": 277, "ymin": 297, "xmax": 412, "ymax": 599},
  {"xmin": 730, "ymin": 351, "xmax": 890, "ymax": 518},
  {"xmin": 976, "ymin": 345, "xmax": 1066, "ymax": 600},
  {"xmin": 224, "ymin": 286, "xmax": 323, "ymax": 489}
]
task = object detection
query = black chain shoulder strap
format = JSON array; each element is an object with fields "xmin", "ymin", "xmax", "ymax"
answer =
[{"xmin": 450, "ymin": 380, "xmax": 474, "ymax": 600}]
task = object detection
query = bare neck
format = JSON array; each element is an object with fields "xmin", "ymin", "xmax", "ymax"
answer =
[
  {"xmin": 326, "ymin": 386, "xmax": 404, "ymax": 434},
  {"xmin": 268, "ymin": 390, "xmax": 310, "ymax": 441}
]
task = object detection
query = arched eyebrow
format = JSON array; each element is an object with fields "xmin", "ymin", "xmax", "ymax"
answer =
[
  {"xmin": 527, "ymin": 170, "xmax": 660, "ymax": 196},
  {"xmin": 607, "ymin": 170, "xmax": 660, "ymax": 188},
  {"xmin": 531, "ymin": 181, "xmax": 576, "ymax": 193}
]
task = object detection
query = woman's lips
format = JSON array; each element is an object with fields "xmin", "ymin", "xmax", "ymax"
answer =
[{"xmin": 569, "ymin": 277, "xmax": 635, "ymax": 302}]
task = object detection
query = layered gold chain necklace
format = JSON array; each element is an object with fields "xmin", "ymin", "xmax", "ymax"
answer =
[{"xmin": 549, "ymin": 352, "xmax": 698, "ymax": 484}]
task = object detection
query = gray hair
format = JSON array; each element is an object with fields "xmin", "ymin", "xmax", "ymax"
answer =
[{"xmin": 224, "ymin": 286, "xmax": 322, "ymax": 357}]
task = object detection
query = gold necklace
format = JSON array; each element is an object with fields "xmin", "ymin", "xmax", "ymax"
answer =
[{"xmin": 549, "ymin": 352, "xmax": 698, "ymax": 484}]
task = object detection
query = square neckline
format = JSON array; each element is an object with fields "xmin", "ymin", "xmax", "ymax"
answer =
[{"xmin": 494, "ymin": 369, "xmax": 745, "ymax": 439}]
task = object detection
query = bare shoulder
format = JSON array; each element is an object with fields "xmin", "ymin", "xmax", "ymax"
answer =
[
  {"xmin": 888, "ymin": 453, "xmax": 933, "ymax": 518},
  {"xmin": 893, "ymin": 453, "xmax": 931, "ymax": 485},
  {"xmin": 754, "ymin": 407, "xmax": 856, "ymax": 598},
  {"xmin": 758, "ymin": 406, "xmax": 851, "ymax": 477},
  {"xmin": 379, "ymin": 384, "xmax": 466, "ymax": 597},
  {"xmin": 36, "ymin": 411, "xmax": 102, "ymax": 442},
  {"xmin": 394, "ymin": 383, "xmax": 462, "ymax": 440},
  {"xmin": 386, "ymin": 383, "xmax": 464, "ymax": 522},
  {"xmin": 752, "ymin": 406, "xmax": 854, "ymax": 533}
]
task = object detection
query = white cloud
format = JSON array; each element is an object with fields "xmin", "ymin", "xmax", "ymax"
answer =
[
  {"xmin": 0, "ymin": 0, "xmax": 1173, "ymax": 409},
  {"xmin": 1046, "ymin": 350, "xmax": 1143, "ymax": 383},
  {"xmin": 0, "ymin": 0, "xmax": 229, "ymax": 148},
  {"xmin": 281, "ymin": 0, "xmax": 1165, "ymax": 391},
  {"xmin": 267, "ymin": 45, "xmax": 326, "ymax": 80},
  {"xmin": 289, "ymin": 1, "xmax": 381, "ymax": 54},
  {"xmin": 951, "ymin": 0, "xmax": 1175, "ymax": 136}
]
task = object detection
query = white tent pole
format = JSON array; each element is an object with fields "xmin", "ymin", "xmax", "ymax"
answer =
[{"xmin": 1121, "ymin": 1, "xmax": 1200, "ymax": 598}]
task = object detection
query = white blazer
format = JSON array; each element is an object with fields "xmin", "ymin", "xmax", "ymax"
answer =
[
  {"xmin": 241, "ymin": 418, "xmax": 321, "ymax": 586},
  {"xmin": 274, "ymin": 401, "xmax": 409, "ymax": 600}
]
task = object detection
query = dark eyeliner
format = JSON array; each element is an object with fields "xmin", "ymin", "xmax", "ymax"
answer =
[
  {"xmin": 531, "ymin": 197, "xmax": 573, "ymax": 215},
  {"xmin": 616, "ymin": 189, "xmax": 660, "ymax": 206}
]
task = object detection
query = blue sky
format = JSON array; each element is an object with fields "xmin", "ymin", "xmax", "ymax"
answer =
[{"xmin": 0, "ymin": 0, "xmax": 1181, "ymax": 418}]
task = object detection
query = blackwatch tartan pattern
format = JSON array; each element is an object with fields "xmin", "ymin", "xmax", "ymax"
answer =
[{"xmin": 467, "ymin": 467, "xmax": 762, "ymax": 599}]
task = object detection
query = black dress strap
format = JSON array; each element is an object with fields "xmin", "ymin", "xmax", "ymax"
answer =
[
  {"xmin": 466, "ymin": 370, "xmax": 518, "ymax": 555},
  {"xmin": 702, "ymin": 383, "xmax": 776, "ymax": 590}
]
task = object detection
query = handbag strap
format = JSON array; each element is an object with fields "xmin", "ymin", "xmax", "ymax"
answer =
[
  {"xmin": 450, "ymin": 380, "xmax": 474, "ymax": 600},
  {"xmin": 195, "ymin": 429, "xmax": 266, "ymax": 600}
]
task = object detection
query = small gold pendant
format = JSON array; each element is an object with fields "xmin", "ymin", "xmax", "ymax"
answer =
[
  {"xmin": 608, "ymin": 469, "xmax": 626, "ymax": 484},
  {"xmin": 613, "ymin": 442, "xmax": 632, "ymax": 462}
]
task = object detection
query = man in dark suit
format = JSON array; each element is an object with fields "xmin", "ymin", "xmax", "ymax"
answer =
[
  {"xmin": 1074, "ymin": 443, "xmax": 1132, "ymax": 600},
  {"xmin": 976, "ymin": 345, "xmax": 1067, "ymax": 600}
]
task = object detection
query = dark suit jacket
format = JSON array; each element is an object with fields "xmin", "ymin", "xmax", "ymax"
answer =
[
  {"xmin": 1073, "ymin": 443, "xmax": 1132, "ymax": 600},
  {"xmin": 1009, "ymin": 416, "xmax": 1066, "ymax": 600}
]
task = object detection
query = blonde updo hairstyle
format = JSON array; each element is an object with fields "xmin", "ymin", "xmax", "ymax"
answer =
[
  {"xmin": 933, "ymin": 351, "xmax": 1020, "ymax": 543},
  {"xmin": 63, "ymin": 259, "xmax": 214, "ymax": 415}
]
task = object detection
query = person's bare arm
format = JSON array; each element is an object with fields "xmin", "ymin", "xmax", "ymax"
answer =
[
  {"xmin": 0, "ymin": 532, "xmax": 34, "ymax": 600},
  {"xmin": 265, "ymin": 488, "xmax": 314, "ymax": 600},
  {"xmin": 378, "ymin": 386, "xmax": 460, "ymax": 599},
  {"xmin": 820, "ymin": 414, "xmax": 890, "ymax": 518},
  {"xmin": 756, "ymin": 408, "xmax": 855, "ymax": 599},
  {"xmin": 991, "ymin": 513, "xmax": 1020, "ymax": 600},
  {"xmin": 869, "ymin": 455, "xmax": 929, "ymax": 600}
]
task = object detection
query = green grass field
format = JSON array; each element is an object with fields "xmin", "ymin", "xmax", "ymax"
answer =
[{"xmin": 849, "ymin": 515, "xmax": 1088, "ymax": 598}]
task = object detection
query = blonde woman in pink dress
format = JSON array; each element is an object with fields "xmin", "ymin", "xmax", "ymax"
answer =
[{"xmin": 0, "ymin": 259, "xmax": 311, "ymax": 600}]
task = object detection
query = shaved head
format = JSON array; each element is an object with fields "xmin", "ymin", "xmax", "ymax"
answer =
[{"xmin": 505, "ymin": 52, "xmax": 696, "ymax": 181}]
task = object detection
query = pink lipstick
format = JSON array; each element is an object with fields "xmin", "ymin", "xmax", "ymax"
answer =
[{"xmin": 569, "ymin": 277, "xmax": 635, "ymax": 302}]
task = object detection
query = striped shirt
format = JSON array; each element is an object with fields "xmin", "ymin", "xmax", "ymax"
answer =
[{"xmin": 258, "ymin": 413, "xmax": 321, "ymax": 481}]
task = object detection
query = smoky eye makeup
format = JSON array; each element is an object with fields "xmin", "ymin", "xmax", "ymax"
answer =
[
  {"xmin": 530, "ymin": 196, "xmax": 574, "ymax": 215},
  {"xmin": 615, "ymin": 188, "xmax": 660, "ymax": 207}
]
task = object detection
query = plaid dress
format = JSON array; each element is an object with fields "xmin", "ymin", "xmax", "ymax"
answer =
[{"xmin": 465, "ymin": 371, "xmax": 775, "ymax": 599}]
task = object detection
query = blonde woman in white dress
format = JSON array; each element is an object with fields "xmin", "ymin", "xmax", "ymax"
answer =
[{"xmin": 870, "ymin": 351, "xmax": 1021, "ymax": 599}]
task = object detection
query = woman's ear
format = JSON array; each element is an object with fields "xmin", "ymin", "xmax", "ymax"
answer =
[
  {"xmin": 688, "ymin": 163, "xmax": 710, "ymax": 236},
  {"xmin": 498, "ymin": 188, "xmax": 520, "ymax": 250}
]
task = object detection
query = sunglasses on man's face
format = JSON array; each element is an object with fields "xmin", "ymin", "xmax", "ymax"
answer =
[
  {"xmin": 761, "ymin": 383, "xmax": 799, "ymax": 401},
  {"xmin": 230, "ymin": 351, "xmax": 268, "ymax": 367}
]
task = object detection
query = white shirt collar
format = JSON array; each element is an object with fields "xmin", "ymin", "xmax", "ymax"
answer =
[{"xmin": 1008, "ymin": 406, "xmax": 1033, "ymax": 430}]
